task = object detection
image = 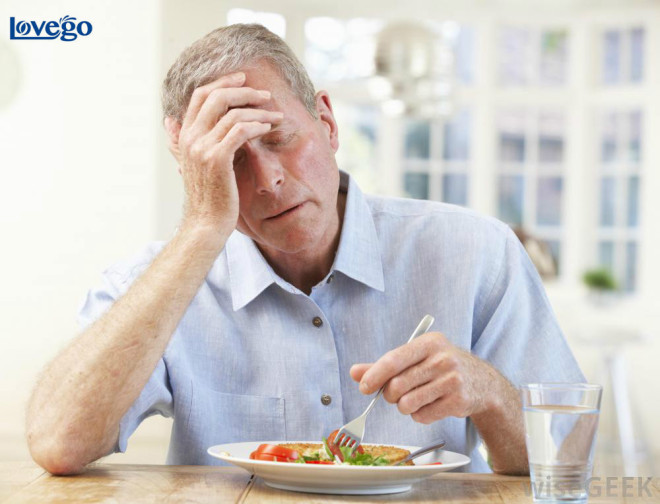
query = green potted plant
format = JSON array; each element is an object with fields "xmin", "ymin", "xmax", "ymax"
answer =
[{"xmin": 582, "ymin": 268, "xmax": 618, "ymax": 306}]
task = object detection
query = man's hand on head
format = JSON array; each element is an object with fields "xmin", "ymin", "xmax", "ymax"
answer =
[
  {"xmin": 163, "ymin": 71, "xmax": 284, "ymax": 236},
  {"xmin": 349, "ymin": 332, "xmax": 508, "ymax": 424}
]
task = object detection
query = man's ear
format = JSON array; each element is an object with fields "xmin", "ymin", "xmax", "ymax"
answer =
[
  {"xmin": 164, "ymin": 116, "xmax": 183, "ymax": 173},
  {"xmin": 315, "ymin": 91, "xmax": 339, "ymax": 153}
]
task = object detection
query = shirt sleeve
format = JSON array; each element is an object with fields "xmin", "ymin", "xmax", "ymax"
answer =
[
  {"xmin": 471, "ymin": 227, "xmax": 585, "ymax": 386},
  {"xmin": 77, "ymin": 268, "xmax": 173, "ymax": 455}
]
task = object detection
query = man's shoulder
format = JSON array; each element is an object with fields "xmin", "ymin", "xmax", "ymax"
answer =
[{"xmin": 364, "ymin": 193, "xmax": 511, "ymax": 237}]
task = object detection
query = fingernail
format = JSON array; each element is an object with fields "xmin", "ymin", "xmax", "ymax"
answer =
[
  {"xmin": 233, "ymin": 72, "xmax": 246, "ymax": 81},
  {"xmin": 259, "ymin": 90, "xmax": 271, "ymax": 98},
  {"xmin": 360, "ymin": 381, "xmax": 369, "ymax": 393}
]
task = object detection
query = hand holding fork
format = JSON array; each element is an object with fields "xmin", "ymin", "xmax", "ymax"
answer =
[{"xmin": 333, "ymin": 315, "xmax": 435, "ymax": 455}]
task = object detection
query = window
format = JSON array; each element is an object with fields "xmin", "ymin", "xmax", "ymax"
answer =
[
  {"xmin": 305, "ymin": 18, "xmax": 476, "ymax": 85},
  {"xmin": 499, "ymin": 26, "xmax": 568, "ymax": 86},
  {"xmin": 595, "ymin": 110, "xmax": 642, "ymax": 291},
  {"xmin": 496, "ymin": 110, "xmax": 566, "ymax": 271},
  {"xmin": 304, "ymin": 17, "xmax": 383, "ymax": 82},
  {"xmin": 601, "ymin": 27, "xmax": 645, "ymax": 84},
  {"xmin": 333, "ymin": 103, "xmax": 380, "ymax": 190},
  {"xmin": 402, "ymin": 109, "xmax": 472, "ymax": 205}
]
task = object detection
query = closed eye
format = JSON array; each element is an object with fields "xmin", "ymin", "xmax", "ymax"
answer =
[{"xmin": 262, "ymin": 133, "xmax": 295, "ymax": 147}]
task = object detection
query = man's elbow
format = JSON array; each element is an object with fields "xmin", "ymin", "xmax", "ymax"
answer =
[
  {"xmin": 491, "ymin": 460, "xmax": 530, "ymax": 476},
  {"xmin": 27, "ymin": 430, "xmax": 91, "ymax": 475}
]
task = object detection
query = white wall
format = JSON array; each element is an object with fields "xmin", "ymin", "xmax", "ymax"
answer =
[{"xmin": 0, "ymin": 0, "xmax": 163, "ymax": 461}]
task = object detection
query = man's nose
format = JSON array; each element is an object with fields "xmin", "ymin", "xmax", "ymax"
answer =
[{"xmin": 248, "ymin": 150, "xmax": 284, "ymax": 194}]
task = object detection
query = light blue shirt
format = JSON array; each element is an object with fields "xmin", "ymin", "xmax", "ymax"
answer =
[{"xmin": 78, "ymin": 171, "xmax": 584, "ymax": 472}]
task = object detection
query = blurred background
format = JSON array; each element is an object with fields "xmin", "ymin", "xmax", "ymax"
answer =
[{"xmin": 1, "ymin": 0, "xmax": 658, "ymax": 476}]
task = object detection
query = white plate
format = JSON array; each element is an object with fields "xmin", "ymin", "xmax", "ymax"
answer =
[{"xmin": 207, "ymin": 441, "xmax": 470, "ymax": 495}]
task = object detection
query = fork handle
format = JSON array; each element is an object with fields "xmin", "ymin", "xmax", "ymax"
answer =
[
  {"xmin": 361, "ymin": 315, "xmax": 435, "ymax": 418},
  {"xmin": 393, "ymin": 439, "xmax": 446, "ymax": 466}
]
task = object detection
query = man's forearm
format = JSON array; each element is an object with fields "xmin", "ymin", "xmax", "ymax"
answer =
[
  {"xmin": 26, "ymin": 223, "xmax": 228, "ymax": 475},
  {"xmin": 470, "ymin": 370, "xmax": 529, "ymax": 475}
]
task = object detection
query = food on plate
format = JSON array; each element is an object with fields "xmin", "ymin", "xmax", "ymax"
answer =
[
  {"xmin": 278, "ymin": 441, "xmax": 413, "ymax": 466},
  {"xmin": 248, "ymin": 444, "xmax": 300, "ymax": 463},
  {"xmin": 248, "ymin": 429, "xmax": 414, "ymax": 466}
]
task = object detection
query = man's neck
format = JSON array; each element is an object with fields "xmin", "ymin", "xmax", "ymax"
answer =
[{"xmin": 258, "ymin": 191, "xmax": 347, "ymax": 295}]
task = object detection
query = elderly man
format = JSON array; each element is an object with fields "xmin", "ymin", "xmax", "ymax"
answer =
[{"xmin": 26, "ymin": 24, "xmax": 583, "ymax": 476}]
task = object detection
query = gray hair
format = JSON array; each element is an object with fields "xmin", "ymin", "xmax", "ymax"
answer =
[{"xmin": 162, "ymin": 23, "xmax": 317, "ymax": 122}]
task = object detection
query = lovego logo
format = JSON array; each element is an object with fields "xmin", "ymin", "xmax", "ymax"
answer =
[{"xmin": 9, "ymin": 15, "xmax": 92, "ymax": 41}]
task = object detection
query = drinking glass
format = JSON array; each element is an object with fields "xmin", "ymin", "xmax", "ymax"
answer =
[{"xmin": 521, "ymin": 383, "xmax": 603, "ymax": 503}]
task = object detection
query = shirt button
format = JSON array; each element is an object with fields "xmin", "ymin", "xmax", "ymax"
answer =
[
  {"xmin": 321, "ymin": 394, "xmax": 332, "ymax": 406},
  {"xmin": 312, "ymin": 316, "xmax": 323, "ymax": 328},
  {"xmin": 327, "ymin": 274, "xmax": 334, "ymax": 284}
]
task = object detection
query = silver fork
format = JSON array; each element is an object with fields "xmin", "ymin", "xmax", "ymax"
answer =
[
  {"xmin": 390, "ymin": 439, "xmax": 446, "ymax": 466},
  {"xmin": 334, "ymin": 314, "xmax": 435, "ymax": 455}
]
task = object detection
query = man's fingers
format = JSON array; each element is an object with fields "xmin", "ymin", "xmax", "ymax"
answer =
[
  {"xmin": 182, "ymin": 72, "xmax": 246, "ymax": 129},
  {"xmin": 192, "ymin": 87, "xmax": 273, "ymax": 135},
  {"xmin": 209, "ymin": 108, "xmax": 283, "ymax": 143},
  {"xmin": 211, "ymin": 121, "xmax": 273, "ymax": 161},
  {"xmin": 382, "ymin": 353, "xmax": 447, "ymax": 404},
  {"xmin": 396, "ymin": 371, "xmax": 459, "ymax": 416},
  {"xmin": 349, "ymin": 363, "xmax": 372, "ymax": 383},
  {"xmin": 410, "ymin": 395, "xmax": 453, "ymax": 424},
  {"xmin": 359, "ymin": 332, "xmax": 445, "ymax": 394}
]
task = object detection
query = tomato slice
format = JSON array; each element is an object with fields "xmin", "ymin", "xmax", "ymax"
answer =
[
  {"xmin": 254, "ymin": 444, "xmax": 299, "ymax": 460},
  {"xmin": 251, "ymin": 453, "xmax": 293, "ymax": 462},
  {"xmin": 326, "ymin": 429, "xmax": 364, "ymax": 462},
  {"xmin": 248, "ymin": 443, "xmax": 299, "ymax": 462}
]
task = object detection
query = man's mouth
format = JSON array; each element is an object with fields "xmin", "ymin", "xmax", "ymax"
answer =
[{"xmin": 266, "ymin": 202, "xmax": 304, "ymax": 220}]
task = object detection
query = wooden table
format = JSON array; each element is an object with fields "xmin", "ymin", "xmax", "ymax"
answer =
[{"xmin": 2, "ymin": 462, "xmax": 658, "ymax": 503}]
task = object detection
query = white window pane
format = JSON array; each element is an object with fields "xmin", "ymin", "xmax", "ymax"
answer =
[
  {"xmin": 599, "ymin": 241, "xmax": 615, "ymax": 271},
  {"xmin": 600, "ymin": 113, "xmax": 618, "ymax": 164},
  {"xmin": 630, "ymin": 28, "xmax": 644, "ymax": 82},
  {"xmin": 499, "ymin": 27, "xmax": 533, "ymax": 85},
  {"xmin": 537, "ymin": 177, "xmax": 563, "ymax": 226},
  {"xmin": 625, "ymin": 241, "xmax": 637, "ymax": 291},
  {"xmin": 334, "ymin": 104, "xmax": 379, "ymax": 190},
  {"xmin": 539, "ymin": 30, "xmax": 568, "ymax": 85},
  {"xmin": 345, "ymin": 18, "xmax": 382, "ymax": 78},
  {"xmin": 498, "ymin": 111, "xmax": 527, "ymax": 162},
  {"xmin": 404, "ymin": 172, "xmax": 429, "ymax": 199},
  {"xmin": 454, "ymin": 26, "xmax": 475, "ymax": 84},
  {"xmin": 602, "ymin": 30, "xmax": 621, "ymax": 84},
  {"xmin": 498, "ymin": 175, "xmax": 524, "ymax": 225},
  {"xmin": 538, "ymin": 112, "xmax": 565, "ymax": 163},
  {"xmin": 305, "ymin": 17, "xmax": 382, "ymax": 82},
  {"xmin": 227, "ymin": 9, "xmax": 286, "ymax": 39},
  {"xmin": 600, "ymin": 177, "xmax": 616, "ymax": 227},
  {"xmin": 404, "ymin": 119, "xmax": 431, "ymax": 159},
  {"xmin": 305, "ymin": 18, "xmax": 347, "ymax": 81},
  {"xmin": 629, "ymin": 110, "xmax": 642, "ymax": 163},
  {"xmin": 627, "ymin": 176, "xmax": 639, "ymax": 227},
  {"xmin": 443, "ymin": 109, "xmax": 471, "ymax": 161},
  {"xmin": 442, "ymin": 174, "xmax": 468, "ymax": 206}
]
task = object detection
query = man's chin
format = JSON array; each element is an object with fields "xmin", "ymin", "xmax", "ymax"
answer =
[{"xmin": 252, "ymin": 231, "xmax": 323, "ymax": 257}]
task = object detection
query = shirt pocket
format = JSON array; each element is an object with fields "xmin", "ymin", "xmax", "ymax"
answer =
[{"xmin": 183, "ymin": 383, "xmax": 286, "ymax": 455}]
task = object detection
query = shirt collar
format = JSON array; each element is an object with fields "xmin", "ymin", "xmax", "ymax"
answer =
[
  {"xmin": 225, "ymin": 170, "xmax": 384, "ymax": 311},
  {"xmin": 332, "ymin": 171, "xmax": 385, "ymax": 292}
]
